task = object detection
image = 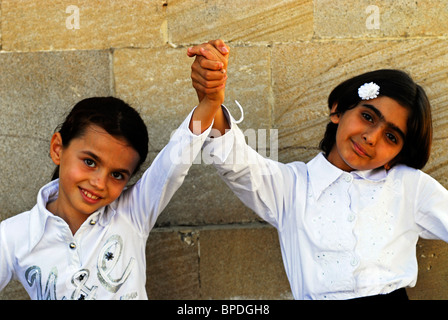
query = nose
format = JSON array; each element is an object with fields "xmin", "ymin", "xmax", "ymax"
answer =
[
  {"xmin": 90, "ymin": 170, "xmax": 107, "ymax": 190},
  {"xmin": 362, "ymin": 126, "xmax": 382, "ymax": 146}
]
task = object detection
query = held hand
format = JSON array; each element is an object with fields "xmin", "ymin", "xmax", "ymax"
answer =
[
  {"xmin": 188, "ymin": 40, "xmax": 229, "ymax": 105},
  {"xmin": 187, "ymin": 40, "xmax": 231, "ymax": 135}
]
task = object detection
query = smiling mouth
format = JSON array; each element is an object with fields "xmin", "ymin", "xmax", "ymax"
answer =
[
  {"xmin": 79, "ymin": 187, "xmax": 102, "ymax": 201},
  {"xmin": 352, "ymin": 140, "xmax": 371, "ymax": 158}
]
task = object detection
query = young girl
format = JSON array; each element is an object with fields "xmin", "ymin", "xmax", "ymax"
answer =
[
  {"xmin": 188, "ymin": 41, "xmax": 448, "ymax": 300},
  {"xmin": 0, "ymin": 90, "xmax": 226, "ymax": 298}
]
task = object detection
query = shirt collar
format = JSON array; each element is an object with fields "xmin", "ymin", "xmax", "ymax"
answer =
[
  {"xmin": 29, "ymin": 179, "xmax": 114, "ymax": 251},
  {"xmin": 29, "ymin": 179, "xmax": 59, "ymax": 251},
  {"xmin": 307, "ymin": 153, "xmax": 388, "ymax": 200}
]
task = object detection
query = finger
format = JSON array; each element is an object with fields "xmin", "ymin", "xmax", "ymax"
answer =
[
  {"xmin": 208, "ymin": 39, "xmax": 230, "ymax": 55},
  {"xmin": 192, "ymin": 80, "xmax": 225, "ymax": 95},
  {"xmin": 192, "ymin": 70, "xmax": 227, "ymax": 88},
  {"xmin": 192, "ymin": 58, "xmax": 227, "ymax": 81},
  {"xmin": 187, "ymin": 45, "xmax": 220, "ymax": 61},
  {"xmin": 197, "ymin": 56, "xmax": 225, "ymax": 71},
  {"xmin": 192, "ymin": 67, "xmax": 227, "ymax": 82},
  {"xmin": 187, "ymin": 45, "xmax": 202, "ymax": 57}
]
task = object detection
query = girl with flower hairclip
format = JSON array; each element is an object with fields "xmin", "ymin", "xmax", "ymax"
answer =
[{"xmin": 187, "ymin": 40, "xmax": 447, "ymax": 300}]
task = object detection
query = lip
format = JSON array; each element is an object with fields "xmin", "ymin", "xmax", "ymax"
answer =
[
  {"xmin": 79, "ymin": 187, "xmax": 103, "ymax": 204},
  {"xmin": 352, "ymin": 140, "xmax": 371, "ymax": 158}
]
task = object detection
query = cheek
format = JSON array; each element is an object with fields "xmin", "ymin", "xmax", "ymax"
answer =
[
  {"xmin": 59, "ymin": 158, "xmax": 91, "ymax": 186},
  {"xmin": 107, "ymin": 183, "xmax": 127, "ymax": 201}
]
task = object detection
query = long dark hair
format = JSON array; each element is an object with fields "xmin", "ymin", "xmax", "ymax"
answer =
[
  {"xmin": 52, "ymin": 97, "xmax": 148, "ymax": 180},
  {"xmin": 319, "ymin": 69, "xmax": 432, "ymax": 170}
]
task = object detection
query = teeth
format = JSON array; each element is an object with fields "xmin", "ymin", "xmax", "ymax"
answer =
[{"xmin": 82, "ymin": 189, "xmax": 99, "ymax": 200}]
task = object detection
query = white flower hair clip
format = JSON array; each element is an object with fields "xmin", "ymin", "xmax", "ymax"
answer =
[{"xmin": 358, "ymin": 82, "xmax": 380, "ymax": 100}]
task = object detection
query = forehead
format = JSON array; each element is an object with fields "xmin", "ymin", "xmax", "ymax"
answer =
[
  {"xmin": 71, "ymin": 125, "xmax": 140, "ymax": 170},
  {"xmin": 358, "ymin": 96, "xmax": 409, "ymax": 135}
]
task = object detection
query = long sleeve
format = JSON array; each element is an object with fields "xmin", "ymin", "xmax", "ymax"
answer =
[
  {"xmin": 203, "ymin": 107, "xmax": 305, "ymax": 230},
  {"xmin": 0, "ymin": 221, "xmax": 14, "ymax": 292},
  {"xmin": 118, "ymin": 108, "xmax": 213, "ymax": 235},
  {"xmin": 414, "ymin": 169, "xmax": 448, "ymax": 241}
]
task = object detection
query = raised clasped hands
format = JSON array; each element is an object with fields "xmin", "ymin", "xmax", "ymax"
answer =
[{"xmin": 188, "ymin": 39, "xmax": 230, "ymax": 134}]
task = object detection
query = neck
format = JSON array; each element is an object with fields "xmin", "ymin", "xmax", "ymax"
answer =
[{"xmin": 46, "ymin": 199, "xmax": 88, "ymax": 235}]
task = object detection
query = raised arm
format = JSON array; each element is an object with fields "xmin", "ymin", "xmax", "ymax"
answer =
[{"xmin": 187, "ymin": 40, "xmax": 230, "ymax": 136}]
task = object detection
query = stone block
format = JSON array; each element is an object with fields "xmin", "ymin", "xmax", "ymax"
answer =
[
  {"xmin": 407, "ymin": 239, "xmax": 448, "ymax": 300},
  {"xmin": 199, "ymin": 226, "xmax": 292, "ymax": 299},
  {"xmin": 156, "ymin": 165, "xmax": 260, "ymax": 227},
  {"xmin": 167, "ymin": 0, "xmax": 313, "ymax": 44},
  {"xmin": 271, "ymin": 39, "xmax": 448, "ymax": 168},
  {"xmin": 2, "ymin": 0, "xmax": 167, "ymax": 51},
  {"xmin": 0, "ymin": 50, "xmax": 111, "ymax": 219},
  {"xmin": 146, "ymin": 229, "xmax": 200, "ymax": 299},
  {"xmin": 314, "ymin": 0, "xmax": 448, "ymax": 39},
  {"xmin": 114, "ymin": 47, "xmax": 198, "ymax": 152},
  {"xmin": 0, "ymin": 281, "xmax": 29, "ymax": 300}
]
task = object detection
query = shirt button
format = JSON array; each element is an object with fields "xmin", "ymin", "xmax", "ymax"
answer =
[
  {"xmin": 350, "ymin": 256, "xmax": 359, "ymax": 266},
  {"xmin": 347, "ymin": 214, "xmax": 356, "ymax": 222},
  {"xmin": 69, "ymin": 242, "xmax": 76, "ymax": 249},
  {"xmin": 89, "ymin": 220, "xmax": 96, "ymax": 225},
  {"xmin": 344, "ymin": 174, "xmax": 353, "ymax": 183}
]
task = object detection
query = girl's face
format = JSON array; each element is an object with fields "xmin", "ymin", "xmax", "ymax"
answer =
[
  {"xmin": 49, "ymin": 125, "xmax": 140, "ymax": 222},
  {"xmin": 327, "ymin": 96, "xmax": 409, "ymax": 172}
]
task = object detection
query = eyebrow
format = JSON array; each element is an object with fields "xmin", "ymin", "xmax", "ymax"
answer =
[
  {"xmin": 81, "ymin": 151, "xmax": 132, "ymax": 177},
  {"xmin": 361, "ymin": 104, "xmax": 406, "ymax": 141}
]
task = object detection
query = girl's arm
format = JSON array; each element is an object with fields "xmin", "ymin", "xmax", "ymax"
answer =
[
  {"xmin": 203, "ymin": 108, "xmax": 303, "ymax": 229},
  {"xmin": 414, "ymin": 170, "xmax": 448, "ymax": 241},
  {"xmin": 189, "ymin": 39, "xmax": 301, "ymax": 228},
  {"xmin": 116, "ymin": 41, "xmax": 229, "ymax": 235},
  {"xmin": 188, "ymin": 40, "xmax": 230, "ymax": 136},
  {"xmin": 118, "ymin": 110, "xmax": 213, "ymax": 235},
  {"xmin": 0, "ymin": 222, "xmax": 14, "ymax": 292}
]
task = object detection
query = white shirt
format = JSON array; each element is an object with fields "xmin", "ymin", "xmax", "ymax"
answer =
[
  {"xmin": 204, "ymin": 107, "xmax": 448, "ymax": 300},
  {"xmin": 0, "ymin": 110, "xmax": 210, "ymax": 300}
]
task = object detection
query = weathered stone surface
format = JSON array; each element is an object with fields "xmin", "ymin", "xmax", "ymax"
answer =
[
  {"xmin": 408, "ymin": 239, "xmax": 448, "ymax": 300},
  {"xmin": 114, "ymin": 47, "xmax": 198, "ymax": 152},
  {"xmin": 146, "ymin": 229, "xmax": 200, "ymax": 299},
  {"xmin": 0, "ymin": 50, "xmax": 111, "ymax": 219},
  {"xmin": 2, "ymin": 0, "xmax": 167, "ymax": 51},
  {"xmin": 315, "ymin": 0, "xmax": 448, "ymax": 39},
  {"xmin": 200, "ymin": 226, "xmax": 292, "ymax": 299},
  {"xmin": 168, "ymin": 0, "xmax": 313, "ymax": 44}
]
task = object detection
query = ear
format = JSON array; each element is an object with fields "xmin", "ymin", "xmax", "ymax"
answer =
[
  {"xmin": 50, "ymin": 132, "xmax": 63, "ymax": 166},
  {"xmin": 330, "ymin": 102, "xmax": 340, "ymax": 124}
]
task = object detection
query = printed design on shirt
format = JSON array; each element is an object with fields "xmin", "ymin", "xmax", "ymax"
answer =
[
  {"xmin": 71, "ymin": 269, "xmax": 98, "ymax": 300},
  {"xmin": 97, "ymin": 234, "xmax": 136, "ymax": 293},
  {"xmin": 25, "ymin": 266, "xmax": 58, "ymax": 300},
  {"xmin": 24, "ymin": 234, "xmax": 137, "ymax": 300}
]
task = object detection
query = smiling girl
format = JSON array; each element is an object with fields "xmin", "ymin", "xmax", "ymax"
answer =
[
  {"xmin": 0, "ymin": 88, "xmax": 226, "ymax": 298},
  {"xmin": 188, "ymin": 41, "xmax": 448, "ymax": 300}
]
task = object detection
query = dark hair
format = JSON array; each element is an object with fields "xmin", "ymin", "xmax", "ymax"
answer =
[
  {"xmin": 51, "ymin": 97, "xmax": 148, "ymax": 180},
  {"xmin": 319, "ymin": 69, "xmax": 433, "ymax": 170}
]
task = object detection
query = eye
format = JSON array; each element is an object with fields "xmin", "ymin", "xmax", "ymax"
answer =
[
  {"xmin": 111, "ymin": 172, "xmax": 124, "ymax": 180},
  {"xmin": 84, "ymin": 159, "xmax": 96, "ymax": 168},
  {"xmin": 361, "ymin": 112, "xmax": 374, "ymax": 122},
  {"xmin": 386, "ymin": 132, "xmax": 398, "ymax": 144}
]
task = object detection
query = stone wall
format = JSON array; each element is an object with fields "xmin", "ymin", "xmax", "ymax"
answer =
[{"xmin": 1, "ymin": 0, "xmax": 448, "ymax": 300}]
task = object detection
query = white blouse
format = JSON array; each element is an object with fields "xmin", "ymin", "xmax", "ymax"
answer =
[
  {"xmin": 0, "ymin": 109, "xmax": 210, "ymax": 300},
  {"xmin": 204, "ymin": 107, "xmax": 448, "ymax": 300}
]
